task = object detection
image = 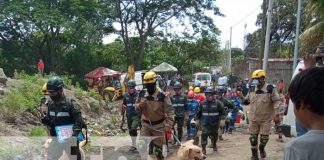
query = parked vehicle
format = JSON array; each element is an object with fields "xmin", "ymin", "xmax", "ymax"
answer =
[{"xmin": 193, "ymin": 72, "xmax": 212, "ymax": 90}]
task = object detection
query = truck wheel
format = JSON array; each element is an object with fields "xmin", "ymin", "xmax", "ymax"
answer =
[{"xmin": 103, "ymin": 91, "xmax": 114, "ymax": 102}]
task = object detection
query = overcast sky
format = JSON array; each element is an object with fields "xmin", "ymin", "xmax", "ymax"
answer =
[
  {"xmin": 103, "ymin": 0, "xmax": 262, "ymax": 49},
  {"xmin": 213, "ymin": 0, "xmax": 262, "ymax": 49}
]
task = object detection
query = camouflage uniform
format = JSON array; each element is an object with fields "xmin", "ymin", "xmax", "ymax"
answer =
[
  {"xmin": 123, "ymin": 91, "xmax": 141, "ymax": 150},
  {"xmin": 41, "ymin": 96, "xmax": 84, "ymax": 160},
  {"xmin": 197, "ymin": 99, "xmax": 225, "ymax": 153},
  {"xmin": 171, "ymin": 93, "xmax": 187, "ymax": 143}
]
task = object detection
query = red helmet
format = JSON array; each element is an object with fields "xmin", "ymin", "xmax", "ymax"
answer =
[
  {"xmin": 187, "ymin": 91, "xmax": 195, "ymax": 98},
  {"xmin": 232, "ymin": 92, "xmax": 238, "ymax": 97}
]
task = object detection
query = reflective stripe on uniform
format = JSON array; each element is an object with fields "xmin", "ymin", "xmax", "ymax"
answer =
[
  {"xmin": 127, "ymin": 103, "xmax": 135, "ymax": 106},
  {"xmin": 49, "ymin": 111, "xmax": 55, "ymax": 116},
  {"xmin": 202, "ymin": 112, "xmax": 219, "ymax": 116},
  {"xmin": 172, "ymin": 104, "xmax": 185, "ymax": 107},
  {"xmin": 57, "ymin": 112, "xmax": 70, "ymax": 117}
]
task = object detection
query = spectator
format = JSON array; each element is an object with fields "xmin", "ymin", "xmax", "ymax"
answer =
[
  {"xmin": 284, "ymin": 67, "xmax": 324, "ymax": 160},
  {"xmin": 37, "ymin": 59, "xmax": 44, "ymax": 77},
  {"xmin": 13, "ymin": 69, "xmax": 18, "ymax": 79},
  {"xmin": 279, "ymin": 79, "xmax": 285, "ymax": 94}
]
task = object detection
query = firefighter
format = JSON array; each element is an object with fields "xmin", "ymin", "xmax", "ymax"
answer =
[
  {"xmin": 122, "ymin": 80, "xmax": 141, "ymax": 152},
  {"xmin": 135, "ymin": 72, "xmax": 174, "ymax": 160},
  {"xmin": 197, "ymin": 87, "xmax": 225, "ymax": 154},
  {"xmin": 245, "ymin": 69, "xmax": 280, "ymax": 160},
  {"xmin": 171, "ymin": 82, "xmax": 187, "ymax": 145}
]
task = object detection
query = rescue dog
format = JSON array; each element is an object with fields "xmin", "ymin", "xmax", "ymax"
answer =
[
  {"xmin": 44, "ymin": 138, "xmax": 87, "ymax": 160},
  {"xmin": 177, "ymin": 140, "xmax": 206, "ymax": 160}
]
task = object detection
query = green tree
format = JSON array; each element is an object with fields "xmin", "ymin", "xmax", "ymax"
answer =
[
  {"xmin": 300, "ymin": 0, "xmax": 324, "ymax": 54},
  {"xmin": 231, "ymin": 48, "xmax": 244, "ymax": 63},
  {"xmin": 145, "ymin": 30, "xmax": 222, "ymax": 75},
  {"xmin": 114, "ymin": 0, "xmax": 223, "ymax": 70},
  {"xmin": 0, "ymin": 0, "xmax": 114, "ymax": 74},
  {"xmin": 246, "ymin": 0, "xmax": 310, "ymax": 59}
]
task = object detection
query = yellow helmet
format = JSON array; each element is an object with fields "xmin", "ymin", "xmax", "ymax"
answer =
[
  {"xmin": 251, "ymin": 69, "xmax": 266, "ymax": 79},
  {"xmin": 189, "ymin": 86, "xmax": 193, "ymax": 91},
  {"xmin": 143, "ymin": 71, "xmax": 157, "ymax": 84},
  {"xmin": 194, "ymin": 87, "xmax": 200, "ymax": 93},
  {"xmin": 42, "ymin": 83, "xmax": 47, "ymax": 95}
]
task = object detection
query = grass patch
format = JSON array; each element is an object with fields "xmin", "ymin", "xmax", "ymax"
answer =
[
  {"xmin": 28, "ymin": 126, "xmax": 47, "ymax": 137},
  {"xmin": 0, "ymin": 72, "xmax": 85, "ymax": 115},
  {"xmin": 0, "ymin": 148, "xmax": 23, "ymax": 160}
]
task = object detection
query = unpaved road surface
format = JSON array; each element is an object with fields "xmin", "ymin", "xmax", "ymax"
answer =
[
  {"xmin": 111, "ymin": 127, "xmax": 290, "ymax": 160},
  {"xmin": 202, "ymin": 131, "xmax": 287, "ymax": 160}
]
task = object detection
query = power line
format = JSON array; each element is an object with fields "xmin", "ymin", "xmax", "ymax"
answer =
[{"xmin": 222, "ymin": 6, "xmax": 260, "ymax": 34}]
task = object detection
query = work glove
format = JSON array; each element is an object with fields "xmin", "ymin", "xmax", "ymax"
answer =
[
  {"xmin": 274, "ymin": 114, "xmax": 280, "ymax": 124},
  {"xmin": 137, "ymin": 101, "xmax": 147, "ymax": 111},
  {"xmin": 241, "ymin": 114, "xmax": 245, "ymax": 121},
  {"xmin": 41, "ymin": 116, "xmax": 52, "ymax": 126}
]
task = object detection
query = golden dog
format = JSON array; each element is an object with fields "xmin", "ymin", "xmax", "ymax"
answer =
[{"xmin": 177, "ymin": 140, "xmax": 206, "ymax": 160}]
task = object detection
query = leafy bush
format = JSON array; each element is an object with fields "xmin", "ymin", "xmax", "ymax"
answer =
[{"xmin": 0, "ymin": 72, "xmax": 85, "ymax": 115}]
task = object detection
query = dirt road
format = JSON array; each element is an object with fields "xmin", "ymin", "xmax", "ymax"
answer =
[
  {"xmin": 202, "ymin": 130, "xmax": 288, "ymax": 160},
  {"xmin": 162, "ymin": 128, "xmax": 289, "ymax": 160}
]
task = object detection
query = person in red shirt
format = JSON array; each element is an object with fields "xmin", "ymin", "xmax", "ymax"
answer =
[
  {"xmin": 193, "ymin": 87, "xmax": 205, "ymax": 103},
  {"xmin": 279, "ymin": 79, "xmax": 285, "ymax": 94},
  {"xmin": 38, "ymin": 59, "xmax": 44, "ymax": 77}
]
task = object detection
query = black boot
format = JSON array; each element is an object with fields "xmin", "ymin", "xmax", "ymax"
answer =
[
  {"xmin": 202, "ymin": 145, "xmax": 207, "ymax": 155},
  {"xmin": 149, "ymin": 142, "xmax": 154, "ymax": 155},
  {"xmin": 213, "ymin": 135, "xmax": 218, "ymax": 151},
  {"xmin": 259, "ymin": 144, "xmax": 266, "ymax": 158},
  {"xmin": 213, "ymin": 144, "xmax": 217, "ymax": 151},
  {"xmin": 251, "ymin": 148, "xmax": 259, "ymax": 160},
  {"xmin": 219, "ymin": 135, "xmax": 224, "ymax": 141}
]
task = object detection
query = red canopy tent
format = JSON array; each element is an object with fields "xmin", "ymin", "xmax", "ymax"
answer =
[
  {"xmin": 84, "ymin": 67, "xmax": 107, "ymax": 79},
  {"xmin": 84, "ymin": 67, "xmax": 121, "ymax": 86},
  {"xmin": 85, "ymin": 67, "xmax": 121, "ymax": 79}
]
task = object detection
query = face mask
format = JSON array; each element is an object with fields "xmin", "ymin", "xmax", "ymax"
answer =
[
  {"xmin": 145, "ymin": 83, "xmax": 156, "ymax": 95},
  {"xmin": 252, "ymin": 79, "xmax": 259, "ymax": 86},
  {"xmin": 50, "ymin": 93, "xmax": 61, "ymax": 102},
  {"xmin": 175, "ymin": 90, "xmax": 181, "ymax": 95},
  {"xmin": 207, "ymin": 95, "xmax": 214, "ymax": 101},
  {"xmin": 128, "ymin": 88, "xmax": 135, "ymax": 94}
]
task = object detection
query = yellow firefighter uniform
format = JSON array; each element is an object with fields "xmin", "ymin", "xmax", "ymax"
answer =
[{"xmin": 135, "ymin": 88, "xmax": 174, "ymax": 159}]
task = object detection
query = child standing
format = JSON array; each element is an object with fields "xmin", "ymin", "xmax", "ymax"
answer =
[{"xmin": 284, "ymin": 67, "xmax": 324, "ymax": 160}]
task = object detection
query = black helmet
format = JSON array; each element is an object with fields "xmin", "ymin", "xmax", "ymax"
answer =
[
  {"xmin": 127, "ymin": 80, "xmax": 136, "ymax": 88},
  {"xmin": 47, "ymin": 76, "xmax": 64, "ymax": 92},
  {"xmin": 173, "ymin": 82, "xmax": 182, "ymax": 90},
  {"xmin": 204, "ymin": 87, "xmax": 215, "ymax": 94}
]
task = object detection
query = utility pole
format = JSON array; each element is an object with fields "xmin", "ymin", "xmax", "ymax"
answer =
[
  {"xmin": 293, "ymin": 0, "xmax": 302, "ymax": 72},
  {"xmin": 263, "ymin": 0, "xmax": 273, "ymax": 72},
  {"xmin": 244, "ymin": 23, "xmax": 247, "ymax": 49},
  {"xmin": 229, "ymin": 27, "xmax": 232, "ymax": 73}
]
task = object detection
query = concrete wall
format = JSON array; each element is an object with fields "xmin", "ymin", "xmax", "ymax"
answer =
[{"xmin": 232, "ymin": 59, "xmax": 293, "ymax": 89}]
